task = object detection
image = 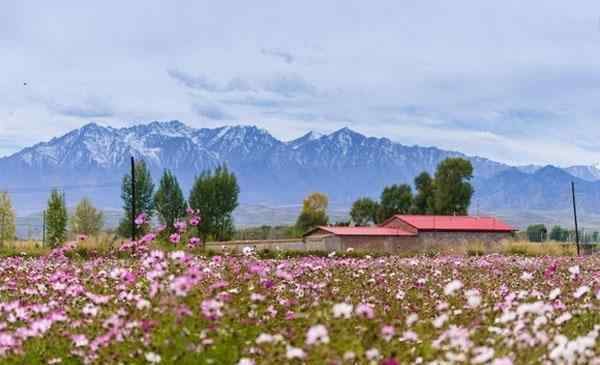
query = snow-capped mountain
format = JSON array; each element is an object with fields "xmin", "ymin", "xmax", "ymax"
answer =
[
  {"xmin": 3, "ymin": 120, "xmax": 600, "ymax": 216},
  {"xmin": 564, "ymin": 164, "xmax": 600, "ymax": 182}
]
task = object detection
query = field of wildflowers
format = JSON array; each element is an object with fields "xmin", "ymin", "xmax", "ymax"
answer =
[{"xmin": 0, "ymin": 213, "xmax": 597, "ymax": 364}]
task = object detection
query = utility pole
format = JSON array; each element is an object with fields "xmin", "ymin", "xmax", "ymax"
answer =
[
  {"xmin": 131, "ymin": 157, "xmax": 137, "ymax": 241},
  {"xmin": 571, "ymin": 181, "xmax": 580, "ymax": 256},
  {"xmin": 42, "ymin": 210, "xmax": 46, "ymax": 246}
]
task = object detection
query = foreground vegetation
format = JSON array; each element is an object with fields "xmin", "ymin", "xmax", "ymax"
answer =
[{"xmin": 0, "ymin": 239, "xmax": 597, "ymax": 364}]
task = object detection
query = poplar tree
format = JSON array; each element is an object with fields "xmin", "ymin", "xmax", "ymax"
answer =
[
  {"xmin": 118, "ymin": 160, "xmax": 155, "ymax": 237},
  {"xmin": 70, "ymin": 198, "xmax": 104, "ymax": 236},
  {"xmin": 0, "ymin": 192, "xmax": 16, "ymax": 246},
  {"xmin": 46, "ymin": 189, "xmax": 68, "ymax": 247},
  {"xmin": 189, "ymin": 165, "xmax": 239, "ymax": 241},
  {"xmin": 154, "ymin": 169, "xmax": 187, "ymax": 233}
]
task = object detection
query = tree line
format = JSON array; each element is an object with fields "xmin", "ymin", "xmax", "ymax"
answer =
[
  {"xmin": 526, "ymin": 224, "xmax": 599, "ymax": 243},
  {"xmin": 0, "ymin": 189, "xmax": 106, "ymax": 248},
  {"xmin": 295, "ymin": 157, "xmax": 475, "ymax": 232},
  {"xmin": 116, "ymin": 160, "xmax": 239, "ymax": 242},
  {"xmin": 0, "ymin": 160, "xmax": 240, "ymax": 248},
  {"xmin": 2, "ymin": 157, "xmax": 475, "ymax": 245},
  {"xmin": 350, "ymin": 158, "xmax": 474, "ymax": 226}
]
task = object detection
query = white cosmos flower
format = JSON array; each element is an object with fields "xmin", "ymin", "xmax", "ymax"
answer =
[
  {"xmin": 242, "ymin": 246, "xmax": 255, "ymax": 256},
  {"xmin": 406, "ymin": 313, "xmax": 419, "ymax": 327},
  {"xmin": 574, "ymin": 286, "xmax": 590, "ymax": 299},
  {"xmin": 520, "ymin": 272, "xmax": 533, "ymax": 281},
  {"xmin": 444, "ymin": 280, "xmax": 463, "ymax": 296},
  {"xmin": 145, "ymin": 352, "xmax": 161, "ymax": 364},
  {"xmin": 286, "ymin": 346, "xmax": 306, "ymax": 359},
  {"xmin": 256, "ymin": 333, "xmax": 275, "ymax": 344},
  {"xmin": 365, "ymin": 348, "xmax": 381, "ymax": 360},
  {"xmin": 306, "ymin": 324, "xmax": 329, "ymax": 345},
  {"xmin": 465, "ymin": 289, "xmax": 482, "ymax": 307},
  {"xmin": 555, "ymin": 312, "xmax": 572, "ymax": 325},
  {"xmin": 433, "ymin": 313, "xmax": 449, "ymax": 328},
  {"xmin": 549, "ymin": 288, "xmax": 561, "ymax": 301},
  {"xmin": 472, "ymin": 347, "xmax": 495, "ymax": 364},
  {"xmin": 568, "ymin": 265, "xmax": 580, "ymax": 278},
  {"xmin": 332, "ymin": 303, "xmax": 353, "ymax": 319}
]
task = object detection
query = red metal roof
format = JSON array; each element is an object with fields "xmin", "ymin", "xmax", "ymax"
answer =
[
  {"xmin": 306, "ymin": 226, "xmax": 417, "ymax": 237},
  {"xmin": 388, "ymin": 215, "xmax": 514, "ymax": 232}
]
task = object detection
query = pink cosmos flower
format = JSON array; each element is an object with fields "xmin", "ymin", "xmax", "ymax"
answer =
[
  {"xmin": 306, "ymin": 324, "xmax": 329, "ymax": 345},
  {"xmin": 170, "ymin": 276, "xmax": 193, "ymax": 297},
  {"xmin": 189, "ymin": 215, "xmax": 202, "ymax": 226},
  {"xmin": 140, "ymin": 233, "xmax": 156, "ymax": 243},
  {"xmin": 381, "ymin": 325, "xmax": 395, "ymax": 342},
  {"xmin": 174, "ymin": 220, "xmax": 187, "ymax": 233},
  {"xmin": 201, "ymin": 299, "xmax": 224, "ymax": 320},
  {"xmin": 134, "ymin": 213, "xmax": 147, "ymax": 226},
  {"xmin": 188, "ymin": 237, "xmax": 202, "ymax": 246},
  {"xmin": 72, "ymin": 334, "xmax": 89, "ymax": 347},
  {"xmin": 355, "ymin": 303, "xmax": 375, "ymax": 319},
  {"xmin": 169, "ymin": 233, "xmax": 181, "ymax": 244}
]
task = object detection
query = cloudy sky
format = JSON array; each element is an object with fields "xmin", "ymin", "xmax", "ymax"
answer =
[{"xmin": 2, "ymin": 1, "xmax": 600, "ymax": 166}]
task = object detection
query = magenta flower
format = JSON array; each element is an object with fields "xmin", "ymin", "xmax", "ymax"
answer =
[
  {"xmin": 169, "ymin": 233, "xmax": 181, "ymax": 244},
  {"xmin": 140, "ymin": 233, "xmax": 156, "ymax": 243},
  {"xmin": 188, "ymin": 237, "xmax": 202, "ymax": 246},
  {"xmin": 381, "ymin": 325, "xmax": 395, "ymax": 342},
  {"xmin": 134, "ymin": 213, "xmax": 147, "ymax": 226},
  {"xmin": 201, "ymin": 299, "xmax": 224, "ymax": 320},
  {"xmin": 355, "ymin": 303, "xmax": 375, "ymax": 319},
  {"xmin": 174, "ymin": 220, "xmax": 187, "ymax": 233},
  {"xmin": 189, "ymin": 215, "xmax": 202, "ymax": 226}
]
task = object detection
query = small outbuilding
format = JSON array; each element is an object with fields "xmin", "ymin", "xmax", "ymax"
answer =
[{"xmin": 303, "ymin": 215, "xmax": 514, "ymax": 253}]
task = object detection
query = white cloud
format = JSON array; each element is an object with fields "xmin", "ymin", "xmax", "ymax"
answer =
[{"xmin": 2, "ymin": 0, "xmax": 600, "ymax": 166}]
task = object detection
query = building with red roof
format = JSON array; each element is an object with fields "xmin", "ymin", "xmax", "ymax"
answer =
[{"xmin": 303, "ymin": 215, "xmax": 515, "ymax": 253}]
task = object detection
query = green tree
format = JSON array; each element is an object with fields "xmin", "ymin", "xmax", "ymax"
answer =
[
  {"xmin": 46, "ymin": 189, "xmax": 68, "ymax": 247},
  {"xmin": 433, "ymin": 158, "xmax": 474, "ymax": 215},
  {"xmin": 296, "ymin": 192, "xmax": 329, "ymax": 232},
  {"xmin": 526, "ymin": 224, "xmax": 547, "ymax": 242},
  {"xmin": 189, "ymin": 165, "xmax": 239, "ymax": 241},
  {"xmin": 412, "ymin": 172, "xmax": 435, "ymax": 214},
  {"xmin": 70, "ymin": 198, "xmax": 104, "ymax": 236},
  {"xmin": 0, "ymin": 192, "xmax": 16, "ymax": 246},
  {"xmin": 118, "ymin": 160, "xmax": 155, "ymax": 238},
  {"xmin": 350, "ymin": 197, "xmax": 378, "ymax": 226},
  {"xmin": 154, "ymin": 170, "xmax": 187, "ymax": 233},
  {"xmin": 377, "ymin": 184, "xmax": 413, "ymax": 222},
  {"xmin": 549, "ymin": 225, "xmax": 568, "ymax": 242}
]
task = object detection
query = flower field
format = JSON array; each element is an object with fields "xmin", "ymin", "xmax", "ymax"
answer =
[{"xmin": 0, "ymin": 246, "xmax": 598, "ymax": 365}]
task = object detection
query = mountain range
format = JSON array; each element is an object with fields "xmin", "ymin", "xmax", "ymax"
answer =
[{"xmin": 2, "ymin": 120, "xmax": 600, "ymax": 228}]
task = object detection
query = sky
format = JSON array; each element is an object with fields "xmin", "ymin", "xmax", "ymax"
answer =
[{"xmin": 2, "ymin": 1, "xmax": 600, "ymax": 166}]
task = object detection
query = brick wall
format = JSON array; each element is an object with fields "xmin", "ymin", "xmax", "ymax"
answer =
[{"xmin": 303, "ymin": 230, "xmax": 512, "ymax": 254}]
